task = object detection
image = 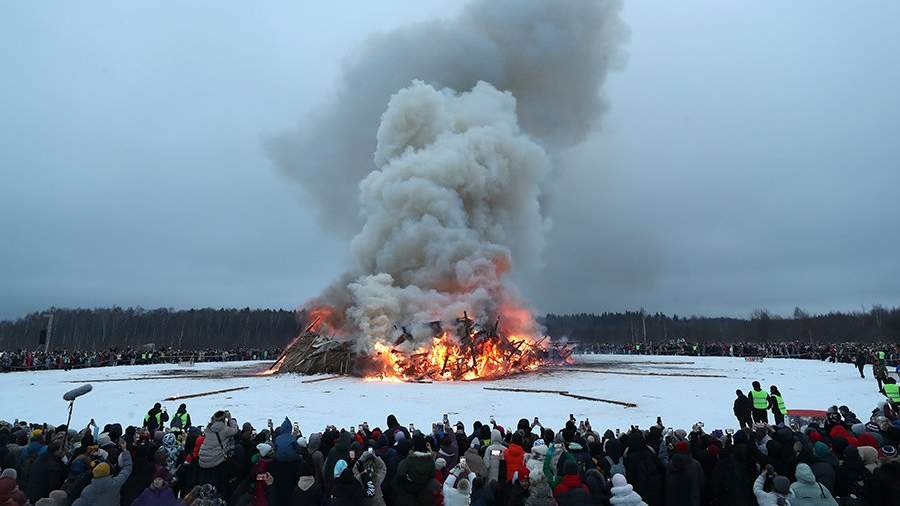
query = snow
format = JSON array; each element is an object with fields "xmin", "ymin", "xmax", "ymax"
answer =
[{"xmin": 0, "ymin": 354, "xmax": 889, "ymax": 434}]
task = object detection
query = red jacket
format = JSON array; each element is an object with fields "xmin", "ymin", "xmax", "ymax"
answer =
[
  {"xmin": 554, "ymin": 474, "xmax": 589, "ymax": 497},
  {"xmin": 504, "ymin": 444, "xmax": 527, "ymax": 482}
]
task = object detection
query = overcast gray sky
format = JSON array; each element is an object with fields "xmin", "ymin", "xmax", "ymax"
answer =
[{"xmin": 2, "ymin": 1, "xmax": 898, "ymax": 321}]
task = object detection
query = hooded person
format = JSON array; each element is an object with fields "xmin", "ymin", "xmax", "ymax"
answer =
[
  {"xmin": 753, "ymin": 469, "xmax": 793, "ymax": 506},
  {"xmin": 373, "ymin": 434, "xmax": 399, "ymax": 502},
  {"xmin": 330, "ymin": 459, "xmax": 365, "ymax": 506},
  {"xmin": 385, "ymin": 415, "xmax": 410, "ymax": 445},
  {"xmin": 462, "ymin": 439, "xmax": 487, "ymax": 480},
  {"xmin": 504, "ymin": 432, "xmax": 527, "ymax": 482},
  {"xmin": 864, "ymin": 459, "xmax": 900, "ymax": 506},
  {"xmin": 790, "ymin": 463, "xmax": 837, "ymax": 506},
  {"xmin": 484, "ymin": 429, "xmax": 507, "ymax": 483},
  {"xmin": 609, "ymin": 473, "xmax": 648, "ymax": 506},
  {"xmin": 72, "ymin": 444, "xmax": 133, "ymax": 506},
  {"xmin": 622, "ymin": 431, "xmax": 664, "ymax": 506},
  {"xmin": 291, "ymin": 459, "xmax": 323, "ymax": 506},
  {"xmin": 857, "ymin": 446, "xmax": 879, "ymax": 473},
  {"xmin": 664, "ymin": 440, "xmax": 704, "ymax": 506},
  {"xmin": 131, "ymin": 467, "xmax": 181, "ymax": 506},
  {"xmin": 306, "ymin": 432, "xmax": 325, "ymax": 487},
  {"xmin": 525, "ymin": 453, "xmax": 554, "ymax": 506},
  {"xmin": 272, "ymin": 417, "xmax": 304, "ymax": 505},
  {"xmin": 323, "ymin": 431, "xmax": 352, "ymax": 491}
]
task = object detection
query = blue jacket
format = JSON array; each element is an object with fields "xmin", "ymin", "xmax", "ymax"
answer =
[{"xmin": 274, "ymin": 417, "xmax": 302, "ymax": 462}]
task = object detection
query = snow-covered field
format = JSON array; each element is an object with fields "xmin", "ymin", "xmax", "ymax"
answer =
[{"xmin": 0, "ymin": 355, "xmax": 890, "ymax": 434}]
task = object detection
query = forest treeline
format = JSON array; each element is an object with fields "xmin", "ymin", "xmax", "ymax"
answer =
[
  {"xmin": 1, "ymin": 305, "xmax": 898, "ymax": 350},
  {"xmin": 0, "ymin": 307, "xmax": 302, "ymax": 350},
  {"xmin": 543, "ymin": 306, "xmax": 900, "ymax": 344}
]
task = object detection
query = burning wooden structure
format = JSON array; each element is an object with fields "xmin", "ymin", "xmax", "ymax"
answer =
[{"xmin": 268, "ymin": 312, "xmax": 573, "ymax": 381}]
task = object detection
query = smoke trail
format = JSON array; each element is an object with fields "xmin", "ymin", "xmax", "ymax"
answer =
[
  {"xmin": 272, "ymin": 0, "xmax": 628, "ymax": 349},
  {"xmin": 268, "ymin": 0, "xmax": 628, "ymax": 235}
]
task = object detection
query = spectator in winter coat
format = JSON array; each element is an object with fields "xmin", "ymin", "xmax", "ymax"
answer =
[
  {"xmin": 441, "ymin": 465, "xmax": 474, "ymax": 506},
  {"xmin": 24, "ymin": 442, "xmax": 66, "ymax": 504},
  {"xmin": 834, "ymin": 445, "xmax": 870, "ymax": 501},
  {"xmin": 324, "ymin": 431, "xmax": 352, "ymax": 491},
  {"xmin": 752, "ymin": 470, "xmax": 793, "ymax": 506},
  {"xmin": 0, "ymin": 469, "xmax": 27, "ymax": 505},
  {"xmin": 504, "ymin": 433, "xmax": 527, "ymax": 482},
  {"xmin": 484, "ymin": 429, "xmax": 506, "ymax": 483},
  {"xmin": 553, "ymin": 461, "xmax": 590, "ymax": 505},
  {"xmin": 353, "ymin": 452, "xmax": 387, "ymax": 506},
  {"xmin": 290, "ymin": 460, "xmax": 323, "ymax": 506},
  {"xmin": 72, "ymin": 445, "xmax": 132, "ymax": 506},
  {"xmin": 789, "ymin": 463, "xmax": 837, "ymax": 506},
  {"xmin": 809, "ymin": 442, "xmax": 838, "ymax": 489},
  {"xmin": 734, "ymin": 390, "xmax": 754, "ymax": 429},
  {"xmin": 170, "ymin": 403, "xmax": 192, "ymax": 432},
  {"xmin": 197, "ymin": 410, "xmax": 239, "ymax": 497},
  {"xmin": 583, "ymin": 468, "xmax": 611, "ymax": 505},
  {"xmin": 609, "ymin": 473, "xmax": 647, "ymax": 506},
  {"xmin": 131, "ymin": 468, "xmax": 181, "ymax": 506},
  {"xmin": 863, "ymin": 460, "xmax": 900, "ymax": 506},
  {"xmin": 330, "ymin": 460, "xmax": 364, "ymax": 506},
  {"xmin": 462, "ymin": 440, "xmax": 487, "ymax": 479},
  {"xmin": 664, "ymin": 441, "xmax": 704, "ymax": 506},
  {"xmin": 392, "ymin": 434, "xmax": 437, "ymax": 506},
  {"xmin": 623, "ymin": 431, "xmax": 663, "ymax": 506}
]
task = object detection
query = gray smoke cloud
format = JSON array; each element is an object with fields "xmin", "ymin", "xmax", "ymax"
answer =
[
  {"xmin": 268, "ymin": 0, "xmax": 628, "ymax": 235},
  {"xmin": 269, "ymin": 0, "xmax": 628, "ymax": 348}
]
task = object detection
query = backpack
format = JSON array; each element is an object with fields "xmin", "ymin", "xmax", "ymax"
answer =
[{"xmin": 606, "ymin": 455, "xmax": 626, "ymax": 477}]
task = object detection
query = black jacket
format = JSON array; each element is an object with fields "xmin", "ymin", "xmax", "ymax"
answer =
[{"xmin": 25, "ymin": 452, "xmax": 66, "ymax": 503}]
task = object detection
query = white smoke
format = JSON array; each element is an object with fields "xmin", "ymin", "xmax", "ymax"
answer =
[
  {"xmin": 268, "ymin": 0, "xmax": 628, "ymax": 235},
  {"xmin": 275, "ymin": 0, "xmax": 629, "ymax": 348}
]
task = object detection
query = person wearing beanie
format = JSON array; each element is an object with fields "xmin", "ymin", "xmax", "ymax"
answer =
[
  {"xmin": 553, "ymin": 460, "xmax": 589, "ymax": 503},
  {"xmin": 790, "ymin": 462, "xmax": 837, "ymax": 506},
  {"xmin": 0, "ymin": 467, "xmax": 26, "ymax": 506},
  {"xmin": 73, "ymin": 440, "xmax": 132, "ymax": 506},
  {"xmin": 809, "ymin": 441, "xmax": 837, "ymax": 494},
  {"xmin": 753, "ymin": 466, "xmax": 793, "ymax": 506},
  {"xmin": 132, "ymin": 468, "xmax": 179, "ymax": 506},
  {"xmin": 609, "ymin": 473, "xmax": 648, "ymax": 506}
]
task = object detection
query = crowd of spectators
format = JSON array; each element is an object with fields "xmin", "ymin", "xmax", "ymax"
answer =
[
  {"xmin": 0, "ymin": 348, "xmax": 281, "ymax": 373},
  {"xmin": 576, "ymin": 341, "xmax": 898, "ymax": 364},
  {"xmin": 0, "ymin": 380, "xmax": 898, "ymax": 505}
]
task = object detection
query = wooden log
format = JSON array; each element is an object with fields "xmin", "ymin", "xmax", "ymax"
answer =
[
  {"xmin": 301, "ymin": 375, "xmax": 342, "ymax": 384},
  {"xmin": 558, "ymin": 392, "xmax": 637, "ymax": 408},
  {"xmin": 163, "ymin": 386, "xmax": 248, "ymax": 401},
  {"xmin": 484, "ymin": 386, "xmax": 569, "ymax": 395},
  {"xmin": 551, "ymin": 368, "xmax": 727, "ymax": 379}
]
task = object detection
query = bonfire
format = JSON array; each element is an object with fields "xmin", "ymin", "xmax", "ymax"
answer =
[{"xmin": 268, "ymin": 309, "xmax": 572, "ymax": 381}]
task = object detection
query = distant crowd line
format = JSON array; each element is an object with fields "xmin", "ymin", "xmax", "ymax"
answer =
[
  {"xmin": 576, "ymin": 341, "xmax": 899, "ymax": 363},
  {"xmin": 0, "ymin": 348, "xmax": 282, "ymax": 373}
]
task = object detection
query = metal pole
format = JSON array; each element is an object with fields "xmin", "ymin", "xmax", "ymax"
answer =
[
  {"xmin": 62, "ymin": 400, "xmax": 74, "ymax": 449},
  {"xmin": 44, "ymin": 313, "xmax": 54, "ymax": 354}
]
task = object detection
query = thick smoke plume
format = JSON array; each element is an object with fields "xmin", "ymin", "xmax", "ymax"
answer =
[
  {"xmin": 268, "ymin": 0, "xmax": 627, "ymax": 235},
  {"xmin": 270, "ymin": 0, "xmax": 627, "ymax": 350}
]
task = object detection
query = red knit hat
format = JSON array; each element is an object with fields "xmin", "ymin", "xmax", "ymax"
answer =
[{"xmin": 674, "ymin": 441, "xmax": 690, "ymax": 454}]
